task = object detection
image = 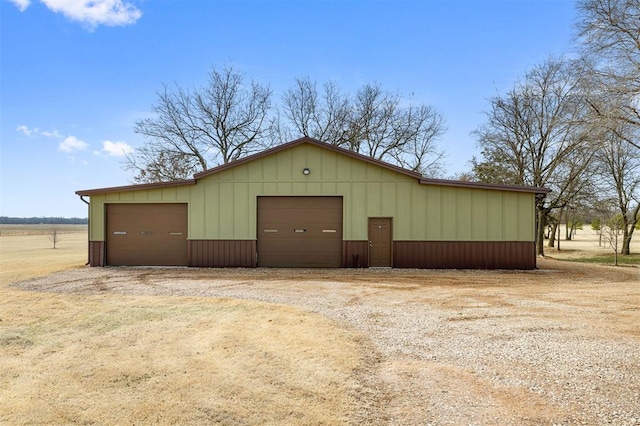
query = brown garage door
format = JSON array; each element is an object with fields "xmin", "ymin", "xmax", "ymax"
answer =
[
  {"xmin": 257, "ymin": 196, "xmax": 342, "ymax": 267},
  {"xmin": 106, "ymin": 203, "xmax": 187, "ymax": 266}
]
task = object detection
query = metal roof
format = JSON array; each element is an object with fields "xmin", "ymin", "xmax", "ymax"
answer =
[{"xmin": 76, "ymin": 137, "xmax": 550, "ymax": 196}]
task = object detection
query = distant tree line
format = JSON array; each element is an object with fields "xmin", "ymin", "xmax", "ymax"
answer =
[{"xmin": 0, "ymin": 216, "xmax": 88, "ymax": 225}]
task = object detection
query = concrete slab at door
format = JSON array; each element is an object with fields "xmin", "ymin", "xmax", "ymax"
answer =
[
  {"xmin": 106, "ymin": 203, "xmax": 188, "ymax": 266},
  {"xmin": 257, "ymin": 196, "xmax": 342, "ymax": 267},
  {"xmin": 369, "ymin": 217, "xmax": 392, "ymax": 267}
]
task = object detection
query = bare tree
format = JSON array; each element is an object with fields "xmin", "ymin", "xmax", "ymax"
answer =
[
  {"xmin": 472, "ymin": 58, "xmax": 597, "ymax": 256},
  {"xmin": 577, "ymin": 0, "xmax": 640, "ymax": 150},
  {"xmin": 281, "ymin": 78, "xmax": 350, "ymax": 144},
  {"xmin": 604, "ymin": 213, "xmax": 626, "ymax": 265},
  {"xmin": 388, "ymin": 102, "xmax": 446, "ymax": 176},
  {"xmin": 127, "ymin": 66, "xmax": 272, "ymax": 183},
  {"xmin": 48, "ymin": 226, "xmax": 61, "ymax": 249},
  {"xmin": 281, "ymin": 79, "xmax": 446, "ymax": 176},
  {"xmin": 594, "ymin": 125, "xmax": 640, "ymax": 254},
  {"xmin": 129, "ymin": 69, "xmax": 446, "ymax": 182}
]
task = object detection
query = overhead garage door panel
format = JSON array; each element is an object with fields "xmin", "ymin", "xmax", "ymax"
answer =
[
  {"xmin": 257, "ymin": 197, "xmax": 342, "ymax": 267},
  {"xmin": 106, "ymin": 203, "xmax": 187, "ymax": 266}
]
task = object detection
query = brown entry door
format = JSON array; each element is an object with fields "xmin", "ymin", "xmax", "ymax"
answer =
[{"xmin": 369, "ymin": 218, "xmax": 392, "ymax": 267}]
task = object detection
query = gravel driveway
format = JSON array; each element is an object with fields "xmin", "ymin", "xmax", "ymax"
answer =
[{"xmin": 14, "ymin": 258, "xmax": 640, "ymax": 425}]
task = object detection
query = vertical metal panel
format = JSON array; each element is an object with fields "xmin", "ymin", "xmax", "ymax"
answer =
[
  {"xmin": 188, "ymin": 240, "xmax": 256, "ymax": 267},
  {"xmin": 342, "ymin": 241, "xmax": 368, "ymax": 267},
  {"xmin": 321, "ymin": 149, "xmax": 338, "ymax": 179},
  {"xmin": 393, "ymin": 241, "xmax": 536, "ymax": 269},
  {"xmin": 502, "ymin": 193, "xmax": 519, "ymax": 240},
  {"xmin": 518, "ymin": 192, "xmax": 536, "ymax": 241},
  {"xmin": 366, "ymin": 182, "xmax": 382, "ymax": 218},
  {"xmin": 426, "ymin": 186, "xmax": 442, "ymax": 240},
  {"xmin": 456, "ymin": 188, "xmax": 473, "ymax": 240},
  {"xmin": 486, "ymin": 190, "xmax": 504, "ymax": 240},
  {"xmin": 441, "ymin": 189, "xmax": 457, "ymax": 240},
  {"xmin": 381, "ymin": 182, "xmax": 396, "ymax": 217},
  {"xmin": 411, "ymin": 184, "xmax": 426, "ymax": 239},
  {"xmin": 472, "ymin": 190, "xmax": 489, "ymax": 241},
  {"xmin": 219, "ymin": 183, "xmax": 235, "ymax": 239},
  {"xmin": 277, "ymin": 148, "xmax": 293, "ymax": 180},
  {"xmin": 351, "ymin": 182, "xmax": 367, "ymax": 238},
  {"xmin": 88, "ymin": 241, "xmax": 105, "ymax": 267},
  {"xmin": 189, "ymin": 181, "xmax": 206, "ymax": 237},
  {"xmin": 336, "ymin": 152, "xmax": 352, "ymax": 180}
]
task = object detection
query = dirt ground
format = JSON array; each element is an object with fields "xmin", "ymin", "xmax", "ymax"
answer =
[
  {"xmin": 1, "ymin": 226, "xmax": 639, "ymax": 425},
  {"xmin": 4, "ymin": 259, "xmax": 639, "ymax": 425}
]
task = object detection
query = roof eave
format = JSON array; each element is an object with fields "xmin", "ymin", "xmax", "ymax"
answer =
[
  {"xmin": 419, "ymin": 178, "xmax": 551, "ymax": 194},
  {"xmin": 75, "ymin": 179, "xmax": 196, "ymax": 196}
]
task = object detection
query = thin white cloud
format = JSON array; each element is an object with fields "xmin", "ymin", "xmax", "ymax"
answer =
[
  {"xmin": 41, "ymin": 129, "xmax": 63, "ymax": 138},
  {"xmin": 8, "ymin": 0, "xmax": 30, "ymax": 12},
  {"xmin": 59, "ymin": 135, "xmax": 89, "ymax": 152},
  {"xmin": 102, "ymin": 140, "xmax": 134, "ymax": 157},
  {"xmin": 8, "ymin": 0, "xmax": 142, "ymax": 28},
  {"xmin": 16, "ymin": 125, "xmax": 39, "ymax": 136},
  {"xmin": 16, "ymin": 125, "xmax": 64, "ymax": 138}
]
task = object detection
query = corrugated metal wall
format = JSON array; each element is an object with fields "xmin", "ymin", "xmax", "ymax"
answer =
[
  {"xmin": 187, "ymin": 143, "xmax": 536, "ymax": 242},
  {"xmin": 393, "ymin": 241, "xmax": 536, "ymax": 269},
  {"xmin": 342, "ymin": 240, "xmax": 536, "ymax": 269},
  {"xmin": 86, "ymin": 143, "xmax": 535, "ymax": 244},
  {"xmin": 88, "ymin": 241, "xmax": 105, "ymax": 267},
  {"xmin": 343, "ymin": 240, "xmax": 368, "ymax": 268},
  {"xmin": 188, "ymin": 240, "xmax": 256, "ymax": 267}
]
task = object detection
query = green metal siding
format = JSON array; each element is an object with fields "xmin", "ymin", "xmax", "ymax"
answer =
[{"xmin": 87, "ymin": 143, "xmax": 536, "ymax": 243}]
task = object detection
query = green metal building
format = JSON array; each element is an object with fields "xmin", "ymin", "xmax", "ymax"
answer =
[{"xmin": 76, "ymin": 137, "xmax": 548, "ymax": 269}]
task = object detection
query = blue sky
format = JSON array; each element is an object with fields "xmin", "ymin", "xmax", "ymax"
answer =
[{"xmin": 0, "ymin": 0, "xmax": 577, "ymax": 217}]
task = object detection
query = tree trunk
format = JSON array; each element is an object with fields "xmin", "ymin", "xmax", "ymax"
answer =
[
  {"xmin": 614, "ymin": 230, "xmax": 619, "ymax": 266},
  {"xmin": 599, "ymin": 225, "xmax": 603, "ymax": 247},
  {"xmin": 536, "ymin": 209, "xmax": 547, "ymax": 256},
  {"xmin": 622, "ymin": 224, "xmax": 636, "ymax": 255},
  {"xmin": 622, "ymin": 205, "xmax": 640, "ymax": 255},
  {"xmin": 622, "ymin": 234, "xmax": 631, "ymax": 255},
  {"xmin": 548, "ymin": 221, "xmax": 557, "ymax": 247}
]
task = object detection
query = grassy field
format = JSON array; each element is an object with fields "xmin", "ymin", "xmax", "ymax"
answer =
[
  {"xmin": 0, "ymin": 226, "xmax": 366, "ymax": 424},
  {"xmin": 0, "ymin": 225, "xmax": 88, "ymax": 284},
  {"xmin": 0, "ymin": 224, "xmax": 88, "ymax": 236},
  {"xmin": 544, "ymin": 225, "xmax": 640, "ymax": 265},
  {"xmin": 568, "ymin": 253, "xmax": 640, "ymax": 265}
]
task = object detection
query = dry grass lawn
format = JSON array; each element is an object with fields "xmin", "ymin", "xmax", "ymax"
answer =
[
  {"xmin": 0, "ymin": 225, "xmax": 88, "ymax": 284},
  {"xmin": 0, "ymin": 227, "xmax": 367, "ymax": 424}
]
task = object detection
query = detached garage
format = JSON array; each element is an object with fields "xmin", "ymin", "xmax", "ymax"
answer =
[{"xmin": 77, "ymin": 137, "xmax": 549, "ymax": 269}]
